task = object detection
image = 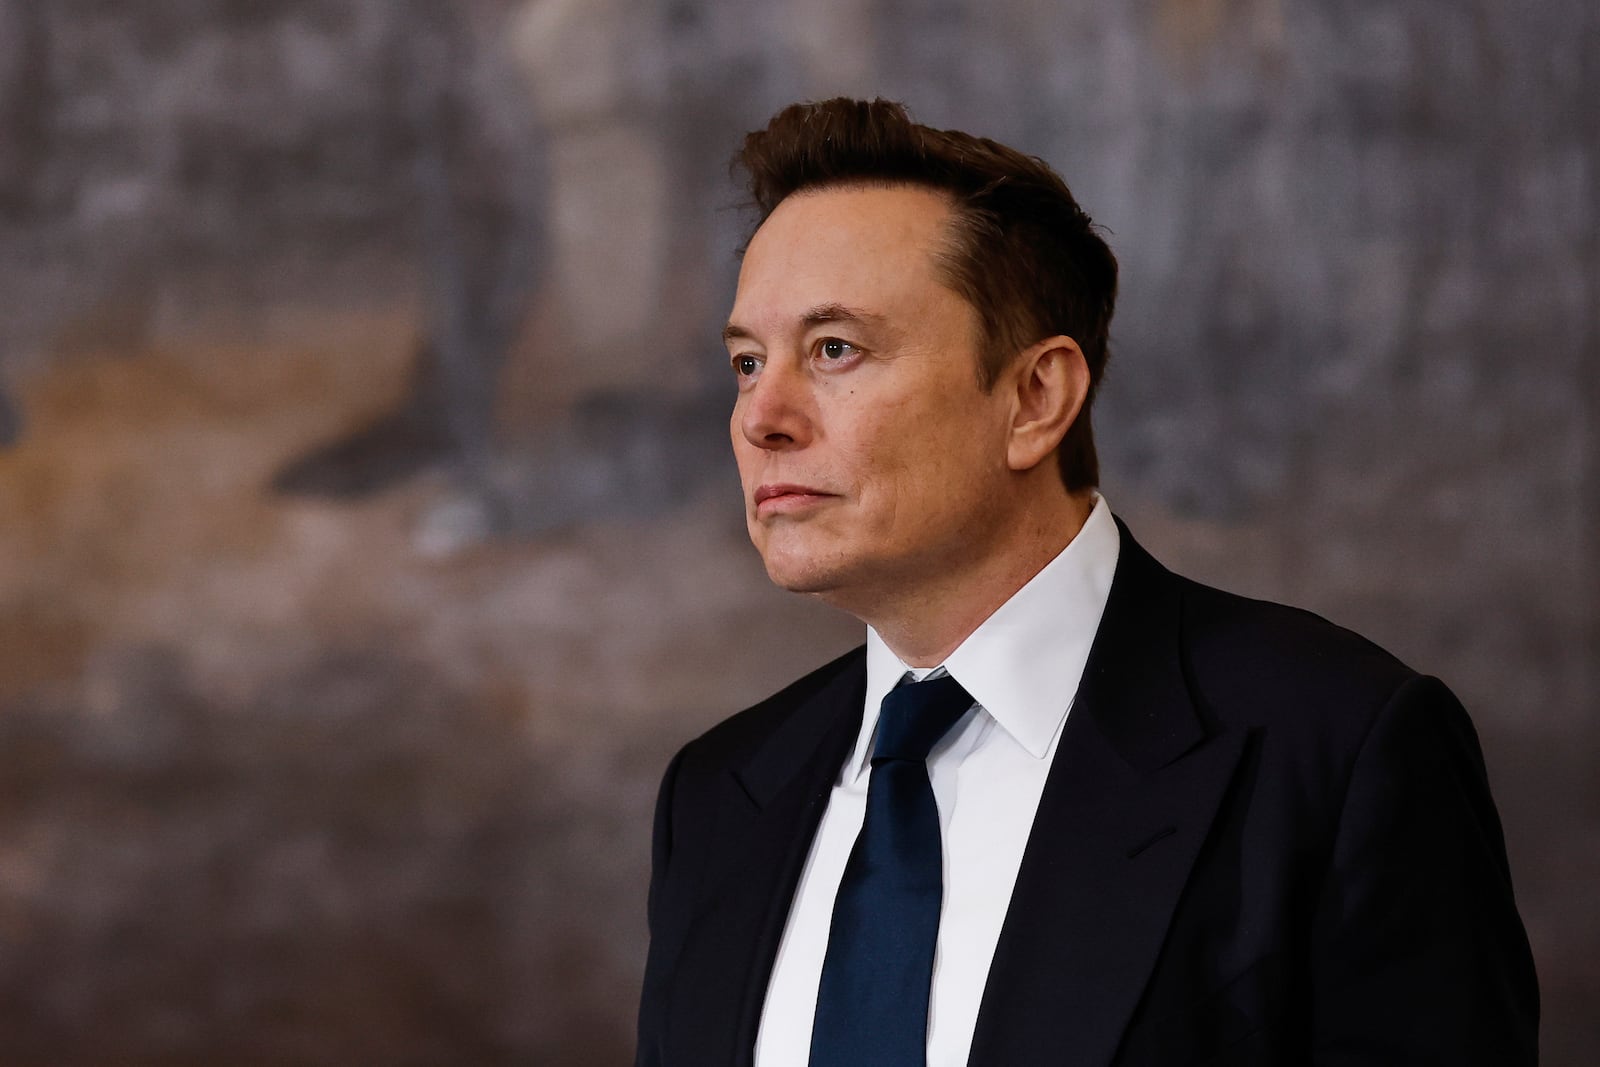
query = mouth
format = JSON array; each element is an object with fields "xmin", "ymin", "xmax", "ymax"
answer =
[{"xmin": 753, "ymin": 483, "xmax": 837, "ymax": 515}]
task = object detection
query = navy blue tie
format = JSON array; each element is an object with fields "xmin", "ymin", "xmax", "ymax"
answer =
[{"xmin": 809, "ymin": 673, "xmax": 975, "ymax": 1066}]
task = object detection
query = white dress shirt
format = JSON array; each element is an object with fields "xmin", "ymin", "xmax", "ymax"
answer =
[{"xmin": 754, "ymin": 495, "xmax": 1121, "ymax": 1067}]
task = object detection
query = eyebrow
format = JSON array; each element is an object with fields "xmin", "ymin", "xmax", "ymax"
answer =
[{"xmin": 722, "ymin": 303, "xmax": 887, "ymax": 346}]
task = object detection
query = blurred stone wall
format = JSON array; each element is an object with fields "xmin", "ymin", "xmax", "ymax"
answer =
[{"xmin": 0, "ymin": 1, "xmax": 1593, "ymax": 1064}]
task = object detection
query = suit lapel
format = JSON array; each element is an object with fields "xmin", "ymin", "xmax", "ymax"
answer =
[
  {"xmin": 967, "ymin": 525, "xmax": 1247, "ymax": 1067},
  {"xmin": 663, "ymin": 651, "xmax": 866, "ymax": 1067}
]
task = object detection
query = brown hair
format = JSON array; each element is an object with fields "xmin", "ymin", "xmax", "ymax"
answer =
[{"xmin": 735, "ymin": 97, "xmax": 1118, "ymax": 491}]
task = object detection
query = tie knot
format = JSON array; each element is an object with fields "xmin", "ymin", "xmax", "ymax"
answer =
[{"xmin": 873, "ymin": 673, "xmax": 973, "ymax": 763}]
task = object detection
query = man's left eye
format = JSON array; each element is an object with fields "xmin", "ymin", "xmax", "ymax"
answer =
[{"xmin": 818, "ymin": 338, "xmax": 857, "ymax": 361}]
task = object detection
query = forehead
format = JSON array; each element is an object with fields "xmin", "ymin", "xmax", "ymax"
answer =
[{"xmin": 730, "ymin": 184, "xmax": 960, "ymax": 329}]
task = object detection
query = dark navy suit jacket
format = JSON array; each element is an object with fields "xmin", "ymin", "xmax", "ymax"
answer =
[{"xmin": 635, "ymin": 524, "xmax": 1539, "ymax": 1065}]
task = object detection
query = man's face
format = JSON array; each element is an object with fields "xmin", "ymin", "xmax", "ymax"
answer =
[{"xmin": 724, "ymin": 184, "xmax": 1020, "ymax": 611}]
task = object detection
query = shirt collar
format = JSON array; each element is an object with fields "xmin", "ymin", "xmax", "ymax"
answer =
[{"xmin": 853, "ymin": 494, "xmax": 1121, "ymax": 780}]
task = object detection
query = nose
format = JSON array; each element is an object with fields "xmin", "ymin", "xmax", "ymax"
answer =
[{"xmin": 736, "ymin": 359, "xmax": 813, "ymax": 451}]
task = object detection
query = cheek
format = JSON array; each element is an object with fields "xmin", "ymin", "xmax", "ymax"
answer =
[
  {"xmin": 837, "ymin": 417, "xmax": 936, "ymax": 531},
  {"xmin": 831, "ymin": 410, "xmax": 900, "ymax": 488},
  {"xmin": 878, "ymin": 408, "xmax": 1000, "ymax": 514}
]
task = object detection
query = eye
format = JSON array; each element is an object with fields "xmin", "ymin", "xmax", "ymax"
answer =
[
  {"xmin": 732, "ymin": 353, "xmax": 761, "ymax": 377},
  {"xmin": 817, "ymin": 338, "xmax": 859, "ymax": 362}
]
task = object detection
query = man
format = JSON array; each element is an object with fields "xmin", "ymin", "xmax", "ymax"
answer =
[{"xmin": 635, "ymin": 98, "xmax": 1538, "ymax": 1066}]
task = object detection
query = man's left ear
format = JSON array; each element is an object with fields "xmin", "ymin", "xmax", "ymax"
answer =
[{"xmin": 1006, "ymin": 335, "xmax": 1090, "ymax": 473}]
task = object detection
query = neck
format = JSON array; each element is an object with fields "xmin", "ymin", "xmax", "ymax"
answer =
[{"xmin": 847, "ymin": 489, "xmax": 1095, "ymax": 668}]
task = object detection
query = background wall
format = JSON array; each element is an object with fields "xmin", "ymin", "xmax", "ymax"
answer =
[{"xmin": 0, "ymin": 1, "xmax": 1594, "ymax": 1063}]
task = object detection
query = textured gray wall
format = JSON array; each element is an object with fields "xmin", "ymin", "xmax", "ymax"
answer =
[{"xmin": 0, "ymin": 1, "xmax": 1594, "ymax": 1063}]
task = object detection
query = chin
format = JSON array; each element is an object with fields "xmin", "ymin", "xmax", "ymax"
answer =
[
  {"xmin": 761, "ymin": 556, "xmax": 840, "ymax": 595},
  {"xmin": 756, "ymin": 540, "xmax": 851, "ymax": 596}
]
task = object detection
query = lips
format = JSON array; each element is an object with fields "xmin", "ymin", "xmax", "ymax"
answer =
[{"xmin": 754, "ymin": 483, "xmax": 836, "ymax": 512}]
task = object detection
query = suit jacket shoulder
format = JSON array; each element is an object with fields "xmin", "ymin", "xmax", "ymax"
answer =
[
  {"xmin": 1178, "ymin": 573, "xmax": 1417, "ymax": 715},
  {"xmin": 675, "ymin": 644, "xmax": 866, "ymax": 777}
]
